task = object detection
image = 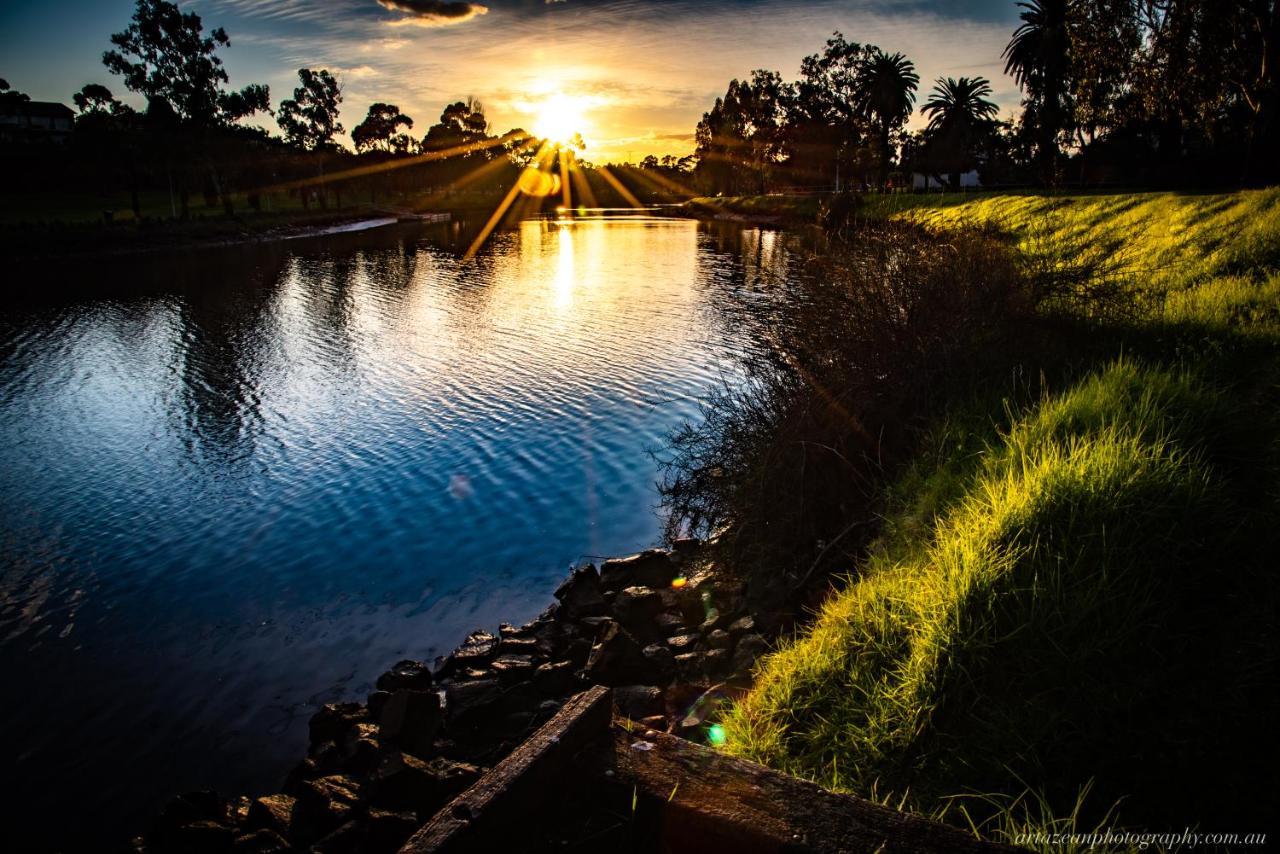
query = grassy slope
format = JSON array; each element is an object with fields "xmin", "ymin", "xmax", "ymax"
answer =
[{"xmin": 717, "ymin": 191, "xmax": 1280, "ymax": 846}]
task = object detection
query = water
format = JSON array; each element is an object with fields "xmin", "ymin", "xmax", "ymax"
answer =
[{"xmin": 0, "ymin": 215, "xmax": 788, "ymax": 847}]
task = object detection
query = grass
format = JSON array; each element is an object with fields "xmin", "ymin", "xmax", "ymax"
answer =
[{"xmin": 697, "ymin": 189, "xmax": 1280, "ymax": 843}]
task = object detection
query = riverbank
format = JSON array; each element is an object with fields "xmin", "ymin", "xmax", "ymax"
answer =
[
  {"xmin": 135, "ymin": 544, "xmax": 786, "ymax": 853},
  {"xmin": 681, "ymin": 189, "xmax": 1280, "ymax": 847}
]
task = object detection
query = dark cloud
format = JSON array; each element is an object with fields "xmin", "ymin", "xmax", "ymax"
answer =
[{"xmin": 376, "ymin": 0, "xmax": 488, "ymax": 27}]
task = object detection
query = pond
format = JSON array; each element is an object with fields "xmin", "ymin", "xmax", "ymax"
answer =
[{"xmin": 0, "ymin": 214, "xmax": 790, "ymax": 846}]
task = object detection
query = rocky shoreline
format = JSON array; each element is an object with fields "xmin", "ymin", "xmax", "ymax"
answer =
[{"xmin": 135, "ymin": 542, "xmax": 774, "ymax": 854}]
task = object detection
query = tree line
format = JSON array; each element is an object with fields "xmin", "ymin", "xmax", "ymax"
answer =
[{"xmin": 688, "ymin": 0, "xmax": 1279, "ymax": 193}]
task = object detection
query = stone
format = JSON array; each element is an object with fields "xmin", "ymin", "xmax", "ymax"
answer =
[
  {"xmin": 366, "ymin": 809, "xmax": 418, "ymax": 853},
  {"xmin": 564, "ymin": 637, "xmax": 593, "ymax": 667},
  {"xmin": 496, "ymin": 636, "xmax": 541, "ymax": 657},
  {"xmin": 153, "ymin": 820, "xmax": 235, "ymax": 854},
  {"xmin": 653, "ymin": 611, "xmax": 688, "ymax": 635},
  {"xmin": 293, "ymin": 775, "xmax": 361, "ymax": 840},
  {"xmin": 553, "ymin": 564, "xmax": 608, "ymax": 618},
  {"xmin": 699, "ymin": 609, "xmax": 729, "ymax": 633},
  {"xmin": 728, "ymin": 615, "xmax": 756, "ymax": 636},
  {"xmin": 311, "ymin": 819, "xmax": 365, "ymax": 854},
  {"xmin": 489, "ymin": 654, "xmax": 536, "ymax": 684},
  {"xmin": 675, "ymin": 651, "xmax": 707, "ymax": 682},
  {"xmin": 309, "ymin": 703, "xmax": 365, "ymax": 746},
  {"xmin": 378, "ymin": 690, "xmax": 442, "ymax": 756},
  {"xmin": 671, "ymin": 536, "xmax": 701, "ymax": 556},
  {"xmin": 599, "ymin": 550, "xmax": 677, "ymax": 590},
  {"xmin": 584, "ymin": 623, "xmax": 658, "ymax": 686},
  {"xmin": 666, "ymin": 633, "xmax": 702, "ymax": 654},
  {"xmin": 340, "ymin": 723, "xmax": 382, "ymax": 774},
  {"xmin": 369, "ymin": 752, "xmax": 481, "ymax": 811},
  {"xmin": 367, "ymin": 690, "xmax": 391, "ymax": 719},
  {"xmin": 376, "ymin": 659, "xmax": 433, "ymax": 693},
  {"xmin": 641, "ymin": 643, "xmax": 675, "ymax": 675},
  {"xmin": 232, "ymin": 828, "xmax": 290, "ymax": 854},
  {"xmin": 245, "ymin": 794, "xmax": 295, "ymax": 837},
  {"xmin": 444, "ymin": 677, "xmax": 503, "ymax": 725},
  {"xmin": 706, "ymin": 628, "xmax": 732, "ymax": 650},
  {"xmin": 614, "ymin": 685, "xmax": 665, "ymax": 720},
  {"xmin": 613, "ymin": 585, "xmax": 664, "ymax": 627},
  {"xmin": 704, "ymin": 647, "xmax": 731, "ymax": 677},
  {"xmin": 532, "ymin": 659, "xmax": 576, "ymax": 696}
]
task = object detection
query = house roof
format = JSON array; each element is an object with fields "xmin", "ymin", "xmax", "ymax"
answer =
[{"xmin": 0, "ymin": 101, "xmax": 75, "ymax": 119}]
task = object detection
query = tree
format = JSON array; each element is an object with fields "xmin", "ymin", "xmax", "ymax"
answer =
[
  {"xmin": 791, "ymin": 33, "xmax": 875, "ymax": 189},
  {"xmin": 0, "ymin": 78, "xmax": 30, "ymax": 107},
  {"xmin": 858, "ymin": 49, "xmax": 919, "ymax": 186},
  {"xmin": 1003, "ymin": 0, "xmax": 1073, "ymax": 184},
  {"xmin": 421, "ymin": 98, "xmax": 488, "ymax": 155},
  {"xmin": 103, "ymin": 0, "xmax": 269, "ymax": 127},
  {"xmin": 73, "ymin": 83, "xmax": 130, "ymax": 116},
  {"xmin": 277, "ymin": 69, "xmax": 343, "ymax": 151},
  {"xmin": 695, "ymin": 71, "xmax": 791, "ymax": 194},
  {"xmin": 921, "ymin": 76, "xmax": 1000, "ymax": 188},
  {"xmin": 352, "ymin": 103, "xmax": 415, "ymax": 153}
]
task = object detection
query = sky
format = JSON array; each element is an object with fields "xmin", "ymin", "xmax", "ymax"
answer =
[{"xmin": 0, "ymin": 0, "xmax": 1025, "ymax": 162}]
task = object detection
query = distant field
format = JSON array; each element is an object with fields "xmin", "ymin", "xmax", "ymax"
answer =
[{"xmin": 712, "ymin": 189, "xmax": 1280, "ymax": 848}]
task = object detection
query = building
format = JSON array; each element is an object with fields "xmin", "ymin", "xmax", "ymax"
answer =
[
  {"xmin": 912, "ymin": 169, "xmax": 981, "ymax": 190},
  {"xmin": 0, "ymin": 101, "xmax": 75, "ymax": 146}
]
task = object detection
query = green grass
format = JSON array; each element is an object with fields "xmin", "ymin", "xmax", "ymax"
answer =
[{"xmin": 714, "ymin": 189, "xmax": 1280, "ymax": 842}]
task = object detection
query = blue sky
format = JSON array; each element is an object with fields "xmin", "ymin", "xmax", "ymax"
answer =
[{"xmin": 0, "ymin": 0, "xmax": 1025, "ymax": 160}]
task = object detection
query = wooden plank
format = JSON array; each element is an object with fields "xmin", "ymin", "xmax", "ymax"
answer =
[
  {"xmin": 398, "ymin": 686, "xmax": 612, "ymax": 854},
  {"xmin": 604, "ymin": 726, "xmax": 1026, "ymax": 854}
]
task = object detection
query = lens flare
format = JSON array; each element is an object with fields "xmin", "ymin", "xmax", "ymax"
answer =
[{"xmin": 707, "ymin": 724, "xmax": 727, "ymax": 746}]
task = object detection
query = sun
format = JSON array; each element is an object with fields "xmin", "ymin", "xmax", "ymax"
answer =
[{"xmin": 531, "ymin": 92, "xmax": 588, "ymax": 146}]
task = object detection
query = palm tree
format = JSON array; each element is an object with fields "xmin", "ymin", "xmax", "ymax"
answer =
[
  {"xmin": 1002, "ymin": 0, "xmax": 1072, "ymax": 184},
  {"xmin": 920, "ymin": 76, "xmax": 999, "ymax": 189},
  {"xmin": 859, "ymin": 49, "xmax": 920, "ymax": 187}
]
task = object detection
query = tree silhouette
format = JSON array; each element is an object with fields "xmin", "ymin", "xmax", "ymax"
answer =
[
  {"xmin": 277, "ymin": 69, "xmax": 343, "ymax": 151},
  {"xmin": 352, "ymin": 103, "xmax": 415, "ymax": 153},
  {"xmin": 859, "ymin": 49, "xmax": 919, "ymax": 186},
  {"xmin": 921, "ymin": 76, "xmax": 1000, "ymax": 188},
  {"xmin": 103, "ymin": 0, "xmax": 269, "ymax": 127},
  {"xmin": 1003, "ymin": 0, "xmax": 1072, "ymax": 184}
]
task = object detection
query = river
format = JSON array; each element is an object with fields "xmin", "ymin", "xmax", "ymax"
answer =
[{"xmin": 0, "ymin": 214, "xmax": 790, "ymax": 846}]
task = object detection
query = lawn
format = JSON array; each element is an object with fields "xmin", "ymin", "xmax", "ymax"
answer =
[{"xmin": 712, "ymin": 190, "xmax": 1280, "ymax": 849}]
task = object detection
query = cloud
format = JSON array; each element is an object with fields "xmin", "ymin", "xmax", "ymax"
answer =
[{"xmin": 376, "ymin": 0, "xmax": 488, "ymax": 27}]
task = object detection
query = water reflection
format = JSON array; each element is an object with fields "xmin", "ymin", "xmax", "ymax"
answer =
[{"xmin": 0, "ymin": 215, "xmax": 792, "ymax": 848}]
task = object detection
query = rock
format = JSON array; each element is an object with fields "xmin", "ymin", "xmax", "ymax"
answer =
[
  {"xmin": 369, "ymin": 753, "xmax": 481, "ymax": 811},
  {"xmin": 340, "ymin": 724, "xmax": 382, "ymax": 774},
  {"xmin": 614, "ymin": 685, "xmax": 664, "ymax": 720},
  {"xmin": 309, "ymin": 703, "xmax": 365, "ymax": 746},
  {"xmin": 706, "ymin": 628, "xmax": 732, "ymax": 650},
  {"xmin": 653, "ymin": 611, "xmax": 688, "ymax": 635},
  {"xmin": 553, "ymin": 564, "xmax": 607, "ymax": 618},
  {"xmin": 376, "ymin": 660, "xmax": 433, "ymax": 693},
  {"xmin": 307, "ymin": 740, "xmax": 343, "ymax": 776},
  {"xmin": 367, "ymin": 690, "xmax": 390, "ymax": 719},
  {"xmin": 232, "ymin": 828, "xmax": 290, "ymax": 854},
  {"xmin": 496, "ymin": 636, "xmax": 541, "ymax": 657},
  {"xmin": 312, "ymin": 819, "xmax": 366, "ymax": 854},
  {"xmin": 599, "ymin": 550, "xmax": 676, "ymax": 591},
  {"xmin": 704, "ymin": 647, "xmax": 731, "ymax": 677},
  {"xmin": 532, "ymin": 660, "xmax": 576, "ymax": 696},
  {"xmin": 564, "ymin": 637, "xmax": 593, "ymax": 667},
  {"xmin": 283, "ymin": 758, "xmax": 319, "ymax": 795},
  {"xmin": 366, "ymin": 809, "xmax": 418, "ymax": 853},
  {"xmin": 671, "ymin": 537, "xmax": 701, "ymax": 556},
  {"xmin": 675, "ymin": 651, "xmax": 707, "ymax": 682},
  {"xmin": 728, "ymin": 615, "xmax": 756, "ymax": 636},
  {"xmin": 584, "ymin": 623, "xmax": 658, "ymax": 686},
  {"xmin": 666, "ymin": 633, "xmax": 702, "ymax": 654},
  {"xmin": 699, "ymin": 609, "xmax": 728, "ymax": 633},
  {"xmin": 378, "ymin": 690, "xmax": 442, "ymax": 756},
  {"xmin": 641, "ymin": 643, "xmax": 675, "ymax": 675},
  {"xmin": 152, "ymin": 820, "xmax": 235, "ymax": 854},
  {"xmin": 293, "ymin": 775, "xmax": 361, "ymax": 841},
  {"xmin": 245, "ymin": 794, "xmax": 295, "ymax": 837},
  {"xmin": 733, "ymin": 633, "xmax": 769, "ymax": 674},
  {"xmin": 444, "ymin": 678, "xmax": 503, "ymax": 725},
  {"xmin": 613, "ymin": 586, "xmax": 664, "ymax": 627},
  {"xmin": 489, "ymin": 654, "xmax": 536, "ymax": 684}
]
